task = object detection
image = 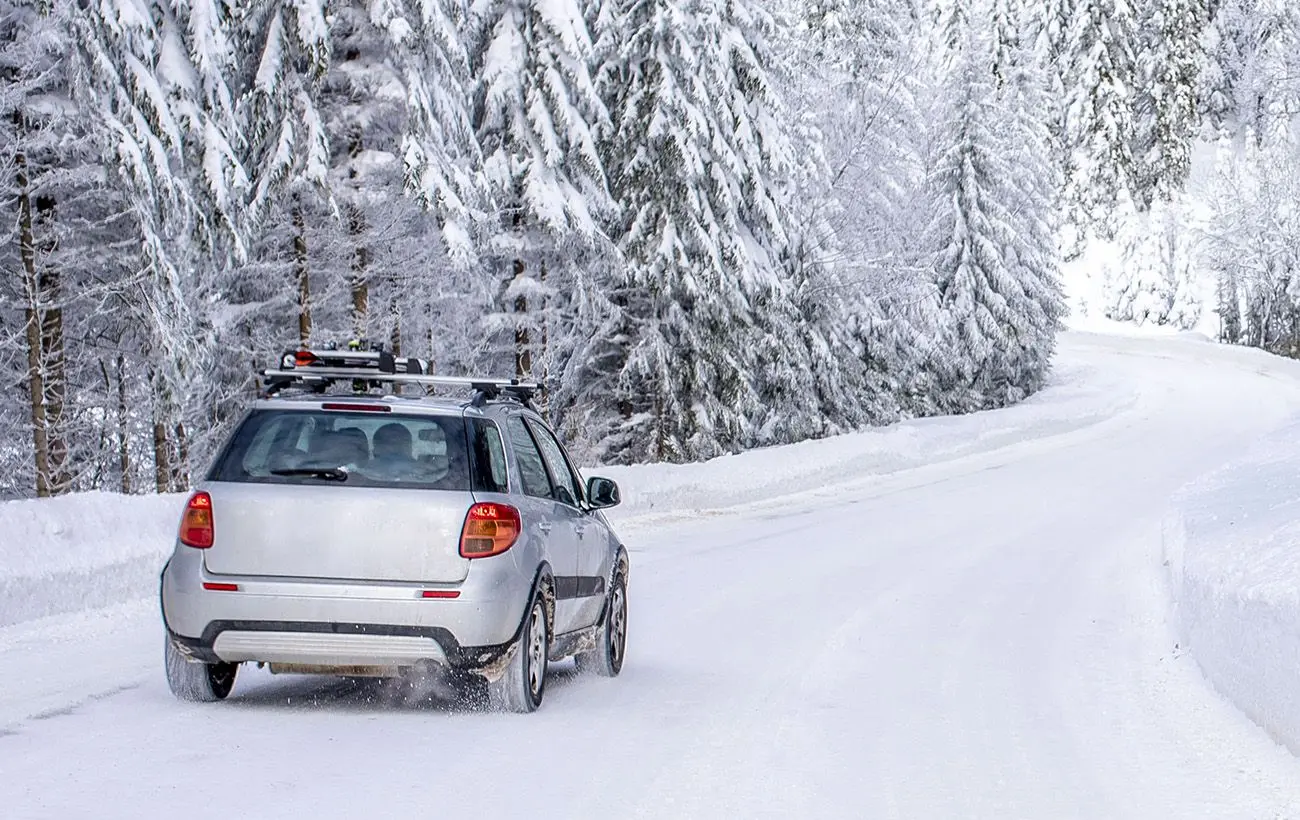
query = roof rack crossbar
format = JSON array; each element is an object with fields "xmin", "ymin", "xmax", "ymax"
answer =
[{"xmin": 259, "ymin": 368, "xmax": 539, "ymax": 405}]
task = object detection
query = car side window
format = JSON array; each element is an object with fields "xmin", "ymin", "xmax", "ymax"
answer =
[
  {"xmin": 469, "ymin": 419, "xmax": 509, "ymax": 494},
  {"xmin": 526, "ymin": 418, "xmax": 584, "ymax": 508},
  {"xmin": 505, "ymin": 416, "xmax": 553, "ymax": 499}
]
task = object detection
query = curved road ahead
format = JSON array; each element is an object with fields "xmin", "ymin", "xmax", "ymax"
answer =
[{"xmin": 3, "ymin": 333, "xmax": 1300, "ymax": 819}]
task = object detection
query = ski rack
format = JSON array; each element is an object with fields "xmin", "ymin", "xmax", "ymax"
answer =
[{"xmin": 259, "ymin": 346, "xmax": 538, "ymax": 407}]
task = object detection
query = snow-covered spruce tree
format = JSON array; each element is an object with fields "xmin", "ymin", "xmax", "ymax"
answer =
[
  {"xmin": 589, "ymin": 0, "xmax": 805, "ymax": 463},
  {"xmin": 1, "ymin": 1, "xmax": 75, "ymax": 497},
  {"xmin": 221, "ymin": 0, "xmax": 483, "ymax": 429},
  {"xmin": 315, "ymin": 2, "xmax": 410, "ymax": 342},
  {"xmin": 1, "ymin": 1, "xmax": 157, "ymax": 497},
  {"xmin": 1201, "ymin": 142, "xmax": 1300, "ymax": 356},
  {"xmin": 1001, "ymin": 2, "xmax": 1067, "ymax": 352},
  {"xmin": 1062, "ymin": 0, "xmax": 1141, "ymax": 240},
  {"xmin": 926, "ymin": 13, "xmax": 1064, "ymax": 412},
  {"xmin": 393, "ymin": 0, "xmax": 483, "ymax": 263},
  {"xmin": 784, "ymin": 0, "xmax": 936, "ymax": 425},
  {"xmin": 468, "ymin": 0, "xmax": 612, "ymax": 381},
  {"xmin": 991, "ymin": 0, "xmax": 1025, "ymax": 86},
  {"xmin": 1024, "ymin": 0, "xmax": 1076, "ymax": 215},
  {"xmin": 74, "ymin": 0, "xmax": 251, "ymax": 491},
  {"xmin": 184, "ymin": 0, "xmax": 338, "ymax": 451},
  {"xmin": 1132, "ymin": 0, "xmax": 1208, "ymax": 209},
  {"xmin": 235, "ymin": 0, "xmax": 331, "ymax": 345},
  {"xmin": 1108, "ymin": 198, "xmax": 1201, "ymax": 328},
  {"xmin": 1199, "ymin": 0, "xmax": 1300, "ymax": 147}
]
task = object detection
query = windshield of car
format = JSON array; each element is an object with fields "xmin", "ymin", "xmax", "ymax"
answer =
[{"xmin": 208, "ymin": 408, "xmax": 473, "ymax": 490}]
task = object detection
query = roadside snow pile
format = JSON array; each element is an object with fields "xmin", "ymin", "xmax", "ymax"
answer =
[
  {"xmin": 601, "ymin": 347, "xmax": 1135, "ymax": 524},
  {"xmin": 1165, "ymin": 419, "xmax": 1300, "ymax": 755},
  {"xmin": 0, "ymin": 492, "xmax": 184, "ymax": 628}
]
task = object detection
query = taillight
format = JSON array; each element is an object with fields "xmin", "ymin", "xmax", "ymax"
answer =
[
  {"xmin": 179, "ymin": 492, "xmax": 214, "ymax": 549},
  {"xmin": 459, "ymin": 503, "xmax": 521, "ymax": 558}
]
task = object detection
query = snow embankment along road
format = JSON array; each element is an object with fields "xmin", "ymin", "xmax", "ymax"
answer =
[
  {"xmin": 1166, "ymin": 419, "xmax": 1300, "ymax": 758},
  {"xmin": 4, "ymin": 330, "xmax": 1300, "ymax": 819},
  {"xmin": 0, "ymin": 492, "xmax": 183, "ymax": 628}
]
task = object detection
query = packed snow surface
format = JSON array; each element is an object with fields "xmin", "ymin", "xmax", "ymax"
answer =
[{"xmin": 3, "ymin": 331, "xmax": 1300, "ymax": 818}]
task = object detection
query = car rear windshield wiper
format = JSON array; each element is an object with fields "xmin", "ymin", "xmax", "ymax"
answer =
[{"xmin": 270, "ymin": 467, "xmax": 350, "ymax": 482}]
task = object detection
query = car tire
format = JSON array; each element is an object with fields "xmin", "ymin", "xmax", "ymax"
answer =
[
  {"xmin": 165, "ymin": 635, "xmax": 238, "ymax": 702},
  {"xmin": 576, "ymin": 567, "xmax": 627, "ymax": 678},
  {"xmin": 490, "ymin": 592, "xmax": 549, "ymax": 713}
]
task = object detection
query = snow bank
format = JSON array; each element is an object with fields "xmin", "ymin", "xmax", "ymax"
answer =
[
  {"xmin": 1165, "ymin": 420, "xmax": 1300, "ymax": 755},
  {"xmin": 599, "ymin": 351, "xmax": 1134, "ymax": 524},
  {"xmin": 0, "ymin": 492, "xmax": 184, "ymax": 628}
]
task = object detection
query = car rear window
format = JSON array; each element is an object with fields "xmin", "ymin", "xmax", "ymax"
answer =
[{"xmin": 209, "ymin": 408, "xmax": 473, "ymax": 490}]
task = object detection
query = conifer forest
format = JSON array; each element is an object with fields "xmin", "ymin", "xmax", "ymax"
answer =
[{"xmin": 1, "ymin": 0, "xmax": 1296, "ymax": 499}]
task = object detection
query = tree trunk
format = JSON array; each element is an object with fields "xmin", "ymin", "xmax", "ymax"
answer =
[
  {"xmin": 149, "ymin": 366, "xmax": 171, "ymax": 494},
  {"xmin": 389, "ymin": 300, "xmax": 402, "ymax": 357},
  {"xmin": 293, "ymin": 204, "xmax": 311, "ymax": 344},
  {"xmin": 17, "ymin": 158, "xmax": 50, "ymax": 497},
  {"xmin": 116, "ymin": 354, "xmax": 131, "ymax": 494},
  {"xmin": 513, "ymin": 259, "xmax": 530, "ymax": 379},
  {"xmin": 539, "ymin": 261, "xmax": 549, "ymax": 385},
  {"xmin": 152, "ymin": 419, "xmax": 170, "ymax": 494},
  {"xmin": 1217, "ymin": 272, "xmax": 1241, "ymax": 344},
  {"xmin": 173, "ymin": 421, "xmax": 190, "ymax": 491},
  {"xmin": 348, "ymin": 204, "xmax": 369, "ymax": 338},
  {"xmin": 36, "ymin": 192, "xmax": 69, "ymax": 493},
  {"xmin": 14, "ymin": 131, "xmax": 68, "ymax": 496}
]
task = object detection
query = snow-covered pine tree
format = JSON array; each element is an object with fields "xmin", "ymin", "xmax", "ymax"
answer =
[
  {"xmin": 1108, "ymin": 199, "xmax": 1201, "ymax": 328},
  {"xmin": 394, "ymin": 0, "xmax": 483, "ymax": 264},
  {"xmin": 991, "ymin": 0, "xmax": 1024, "ymax": 86},
  {"xmin": 74, "ymin": 0, "xmax": 252, "ymax": 489},
  {"xmin": 1199, "ymin": 0, "xmax": 1300, "ymax": 147},
  {"xmin": 590, "ymin": 0, "xmax": 804, "ymax": 462},
  {"xmin": 316, "ymin": 2, "xmax": 404, "ymax": 340},
  {"xmin": 927, "ymin": 6, "xmax": 1063, "ymax": 412},
  {"xmin": 1202, "ymin": 141, "xmax": 1300, "ymax": 355},
  {"xmin": 1132, "ymin": 0, "xmax": 1207, "ymax": 209},
  {"xmin": 468, "ymin": 0, "xmax": 612, "ymax": 381},
  {"xmin": 1024, "ymin": 0, "xmax": 1075, "ymax": 226},
  {"xmin": 1001, "ymin": 7, "xmax": 1067, "ymax": 378},
  {"xmin": 779, "ymin": 0, "xmax": 933, "ymax": 426},
  {"xmin": 0, "ymin": 0, "xmax": 85, "ymax": 497},
  {"xmin": 233, "ymin": 0, "xmax": 331, "ymax": 341},
  {"xmin": 218, "ymin": 0, "xmax": 481, "ymax": 431},
  {"xmin": 1062, "ymin": 0, "xmax": 1141, "ymax": 240}
]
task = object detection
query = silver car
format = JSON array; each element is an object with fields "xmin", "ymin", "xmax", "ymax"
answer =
[{"xmin": 160, "ymin": 349, "xmax": 628, "ymax": 712}]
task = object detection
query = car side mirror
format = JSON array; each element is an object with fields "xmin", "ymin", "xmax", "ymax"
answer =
[{"xmin": 586, "ymin": 476, "xmax": 620, "ymax": 510}]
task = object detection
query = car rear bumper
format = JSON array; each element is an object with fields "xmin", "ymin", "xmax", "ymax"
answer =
[
  {"xmin": 161, "ymin": 546, "xmax": 533, "ymax": 670},
  {"xmin": 167, "ymin": 619, "xmax": 513, "ymax": 671}
]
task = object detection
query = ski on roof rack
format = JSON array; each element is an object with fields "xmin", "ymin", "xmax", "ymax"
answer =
[
  {"xmin": 276, "ymin": 341, "xmax": 429, "ymax": 376},
  {"xmin": 259, "ymin": 342, "xmax": 538, "ymax": 406}
]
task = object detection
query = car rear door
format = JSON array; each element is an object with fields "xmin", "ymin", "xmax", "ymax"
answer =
[
  {"xmin": 502, "ymin": 415, "xmax": 583, "ymax": 634},
  {"xmin": 524, "ymin": 417, "xmax": 611, "ymax": 632}
]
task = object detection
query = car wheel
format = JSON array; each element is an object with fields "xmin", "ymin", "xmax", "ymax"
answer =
[
  {"xmin": 165, "ymin": 635, "xmax": 238, "ymax": 702},
  {"xmin": 576, "ymin": 568, "xmax": 627, "ymax": 677},
  {"xmin": 490, "ymin": 592, "xmax": 549, "ymax": 713}
]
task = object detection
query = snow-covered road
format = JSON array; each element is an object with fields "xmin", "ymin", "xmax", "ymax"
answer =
[{"xmin": 5, "ymin": 333, "xmax": 1300, "ymax": 819}]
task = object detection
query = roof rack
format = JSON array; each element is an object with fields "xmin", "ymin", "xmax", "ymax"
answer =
[{"xmin": 259, "ymin": 344, "xmax": 538, "ymax": 407}]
